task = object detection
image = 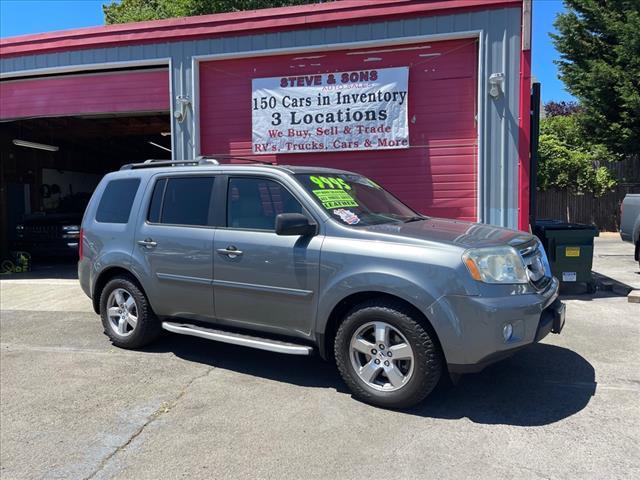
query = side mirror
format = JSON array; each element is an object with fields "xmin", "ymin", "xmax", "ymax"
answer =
[{"xmin": 275, "ymin": 213, "xmax": 317, "ymax": 236}]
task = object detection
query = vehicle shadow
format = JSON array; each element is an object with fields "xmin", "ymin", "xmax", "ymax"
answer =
[
  {"xmin": 410, "ymin": 344, "xmax": 596, "ymax": 426},
  {"xmin": 147, "ymin": 336, "xmax": 595, "ymax": 427}
]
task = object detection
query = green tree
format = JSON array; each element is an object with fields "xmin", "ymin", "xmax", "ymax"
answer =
[
  {"xmin": 552, "ymin": 0, "xmax": 640, "ymax": 155},
  {"xmin": 538, "ymin": 113, "xmax": 617, "ymax": 216},
  {"xmin": 103, "ymin": 0, "xmax": 314, "ymax": 24}
]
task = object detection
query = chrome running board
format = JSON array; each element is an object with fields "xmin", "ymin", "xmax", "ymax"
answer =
[{"xmin": 161, "ymin": 322, "xmax": 313, "ymax": 356}]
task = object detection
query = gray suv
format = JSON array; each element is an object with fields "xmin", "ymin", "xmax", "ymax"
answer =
[{"xmin": 79, "ymin": 159, "xmax": 565, "ymax": 409}]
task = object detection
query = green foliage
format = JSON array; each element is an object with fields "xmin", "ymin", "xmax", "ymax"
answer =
[
  {"xmin": 551, "ymin": 0, "xmax": 640, "ymax": 155},
  {"xmin": 538, "ymin": 114, "xmax": 618, "ymax": 197},
  {"xmin": 544, "ymin": 100, "xmax": 582, "ymax": 117},
  {"xmin": 103, "ymin": 0, "xmax": 313, "ymax": 24}
]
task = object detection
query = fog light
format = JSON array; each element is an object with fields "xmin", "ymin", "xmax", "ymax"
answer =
[{"xmin": 502, "ymin": 323, "xmax": 513, "ymax": 342}]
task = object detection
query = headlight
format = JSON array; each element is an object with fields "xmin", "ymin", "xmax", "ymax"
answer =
[
  {"xmin": 16, "ymin": 224, "xmax": 24, "ymax": 231},
  {"xmin": 462, "ymin": 246, "xmax": 528, "ymax": 284}
]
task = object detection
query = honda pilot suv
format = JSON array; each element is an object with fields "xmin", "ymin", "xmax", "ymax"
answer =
[{"xmin": 79, "ymin": 159, "xmax": 565, "ymax": 409}]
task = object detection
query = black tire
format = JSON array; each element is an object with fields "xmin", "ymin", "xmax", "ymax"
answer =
[
  {"xmin": 334, "ymin": 300, "xmax": 443, "ymax": 409},
  {"xmin": 99, "ymin": 275, "xmax": 161, "ymax": 349}
]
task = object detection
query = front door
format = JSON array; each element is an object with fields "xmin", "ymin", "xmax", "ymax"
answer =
[
  {"xmin": 134, "ymin": 175, "xmax": 216, "ymax": 321},
  {"xmin": 213, "ymin": 176, "xmax": 321, "ymax": 337}
]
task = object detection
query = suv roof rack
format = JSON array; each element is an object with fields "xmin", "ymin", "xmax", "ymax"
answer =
[
  {"xmin": 120, "ymin": 158, "xmax": 220, "ymax": 170},
  {"xmin": 211, "ymin": 154, "xmax": 276, "ymax": 165}
]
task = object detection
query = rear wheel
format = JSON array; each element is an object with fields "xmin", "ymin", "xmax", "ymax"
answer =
[
  {"xmin": 334, "ymin": 300, "xmax": 442, "ymax": 409},
  {"xmin": 99, "ymin": 276, "xmax": 161, "ymax": 349}
]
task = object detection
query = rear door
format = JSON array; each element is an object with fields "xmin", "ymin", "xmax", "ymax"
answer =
[
  {"xmin": 212, "ymin": 175, "xmax": 321, "ymax": 337},
  {"xmin": 134, "ymin": 174, "xmax": 216, "ymax": 321}
]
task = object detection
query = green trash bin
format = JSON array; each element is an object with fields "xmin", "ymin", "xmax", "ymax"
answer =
[{"xmin": 534, "ymin": 220, "xmax": 599, "ymax": 293}]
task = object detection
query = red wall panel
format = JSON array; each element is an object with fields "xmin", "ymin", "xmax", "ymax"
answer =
[
  {"xmin": 199, "ymin": 39, "xmax": 478, "ymax": 221},
  {"xmin": 0, "ymin": 69, "xmax": 169, "ymax": 120}
]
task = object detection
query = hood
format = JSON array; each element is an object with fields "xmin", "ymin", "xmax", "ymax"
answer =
[
  {"xmin": 360, "ymin": 217, "xmax": 534, "ymax": 249},
  {"xmin": 21, "ymin": 213, "xmax": 82, "ymax": 226}
]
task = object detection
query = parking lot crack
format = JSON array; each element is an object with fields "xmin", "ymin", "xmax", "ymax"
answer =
[{"xmin": 83, "ymin": 365, "xmax": 215, "ymax": 480}]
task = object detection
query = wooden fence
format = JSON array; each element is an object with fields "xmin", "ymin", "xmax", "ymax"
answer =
[{"xmin": 536, "ymin": 184, "xmax": 640, "ymax": 231}]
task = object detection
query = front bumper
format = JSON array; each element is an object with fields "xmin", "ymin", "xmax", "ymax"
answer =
[{"xmin": 432, "ymin": 277, "xmax": 564, "ymax": 374}]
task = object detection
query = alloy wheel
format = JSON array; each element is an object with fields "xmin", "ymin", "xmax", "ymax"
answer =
[
  {"xmin": 106, "ymin": 288, "xmax": 138, "ymax": 337},
  {"xmin": 349, "ymin": 321, "xmax": 415, "ymax": 392}
]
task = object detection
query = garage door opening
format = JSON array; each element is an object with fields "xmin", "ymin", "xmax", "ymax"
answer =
[{"xmin": 0, "ymin": 113, "xmax": 171, "ymax": 274}]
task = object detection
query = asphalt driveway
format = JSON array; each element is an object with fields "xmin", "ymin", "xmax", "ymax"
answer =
[{"xmin": 1, "ymin": 236, "xmax": 638, "ymax": 479}]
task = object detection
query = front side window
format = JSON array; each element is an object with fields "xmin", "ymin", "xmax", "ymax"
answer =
[
  {"xmin": 148, "ymin": 177, "xmax": 214, "ymax": 226},
  {"xmin": 294, "ymin": 173, "xmax": 420, "ymax": 227},
  {"xmin": 227, "ymin": 177, "xmax": 303, "ymax": 230},
  {"xmin": 96, "ymin": 178, "xmax": 140, "ymax": 224}
]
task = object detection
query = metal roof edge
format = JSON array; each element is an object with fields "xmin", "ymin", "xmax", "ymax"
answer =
[{"xmin": 0, "ymin": 0, "xmax": 521, "ymax": 58}]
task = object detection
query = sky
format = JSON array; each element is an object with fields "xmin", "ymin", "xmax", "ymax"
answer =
[
  {"xmin": 531, "ymin": 0, "xmax": 574, "ymax": 102},
  {"xmin": 0, "ymin": 0, "xmax": 574, "ymax": 103}
]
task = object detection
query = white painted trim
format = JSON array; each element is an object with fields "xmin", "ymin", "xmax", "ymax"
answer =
[{"xmin": 0, "ymin": 57, "xmax": 171, "ymax": 79}]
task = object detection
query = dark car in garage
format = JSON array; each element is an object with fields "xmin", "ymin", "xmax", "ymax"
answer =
[{"xmin": 14, "ymin": 193, "xmax": 89, "ymax": 258}]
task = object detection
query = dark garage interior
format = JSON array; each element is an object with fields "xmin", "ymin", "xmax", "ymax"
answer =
[{"xmin": 0, "ymin": 113, "xmax": 171, "ymax": 266}]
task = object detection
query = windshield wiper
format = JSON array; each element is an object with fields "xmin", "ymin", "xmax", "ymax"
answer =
[{"xmin": 402, "ymin": 215, "xmax": 427, "ymax": 223}]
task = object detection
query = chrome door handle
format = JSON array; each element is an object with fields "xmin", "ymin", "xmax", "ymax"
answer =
[
  {"xmin": 137, "ymin": 239, "xmax": 157, "ymax": 248},
  {"xmin": 217, "ymin": 246, "xmax": 243, "ymax": 258}
]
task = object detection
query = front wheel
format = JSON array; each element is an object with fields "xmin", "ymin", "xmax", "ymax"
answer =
[{"xmin": 334, "ymin": 300, "xmax": 443, "ymax": 409}]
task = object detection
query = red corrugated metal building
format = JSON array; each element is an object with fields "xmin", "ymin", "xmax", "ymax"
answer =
[{"xmin": 0, "ymin": 0, "xmax": 532, "ymax": 256}]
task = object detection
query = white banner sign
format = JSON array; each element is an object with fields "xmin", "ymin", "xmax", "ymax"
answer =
[{"xmin": 251, "ymin": 67, "xmax": 409, "ymax": 154}]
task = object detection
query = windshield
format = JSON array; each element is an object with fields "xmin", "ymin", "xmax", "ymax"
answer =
[{"xmin": 295, "ymin": 173, "xmax": 422, "ymax": 226}]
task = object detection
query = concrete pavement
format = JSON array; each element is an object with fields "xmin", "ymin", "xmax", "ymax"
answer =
[
  {"xmin": 592, "ymin": 233, "xmax": 639, "ymax": 287},
  {"xmin": 1, "ymin": 238, "xmax": 638, "ymax": 479}
]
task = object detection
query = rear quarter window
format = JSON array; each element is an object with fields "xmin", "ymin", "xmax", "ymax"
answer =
[{"xmin": 95, "ymin": 178, "xmax": 141, "ymax": 224}]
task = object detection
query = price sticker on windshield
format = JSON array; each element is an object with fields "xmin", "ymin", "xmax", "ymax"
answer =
[
  {"xmin": 308, "ymin": 175, "xmax": 359, "ymax": 209},
  {"xmin": 313, "ymin": 189, "xmax": 358, "ymax": 209},
  {"xmin": 309, "ymin": 176, "xmax": 351, "ymax": 190}
]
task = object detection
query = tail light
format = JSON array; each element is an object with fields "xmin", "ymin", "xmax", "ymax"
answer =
[{"xmin": 79, "ymin": 228, "xmax": 84, "ymax": 259}]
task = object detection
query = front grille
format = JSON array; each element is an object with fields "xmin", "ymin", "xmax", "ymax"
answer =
[
  {"xmin": 519, "ymin": 241, "xmax": 551, "ymax": 290},
  {"xmin": 23, "ymin": 225, "xmax": 60, "ymax": 241}
]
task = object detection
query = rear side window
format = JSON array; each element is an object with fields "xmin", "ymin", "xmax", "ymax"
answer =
[
  {"xmin": 95, "ymin": 178, "xmax": 140, "ymax": 224},
  {"xmin": 151, "ymin": 177, "xmax": 214, "ymax": 226}
]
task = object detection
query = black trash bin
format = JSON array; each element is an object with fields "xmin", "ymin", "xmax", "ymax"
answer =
[{"xmin": 534, "ymin": 220, "xmax": 599, "ymax": 293}]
